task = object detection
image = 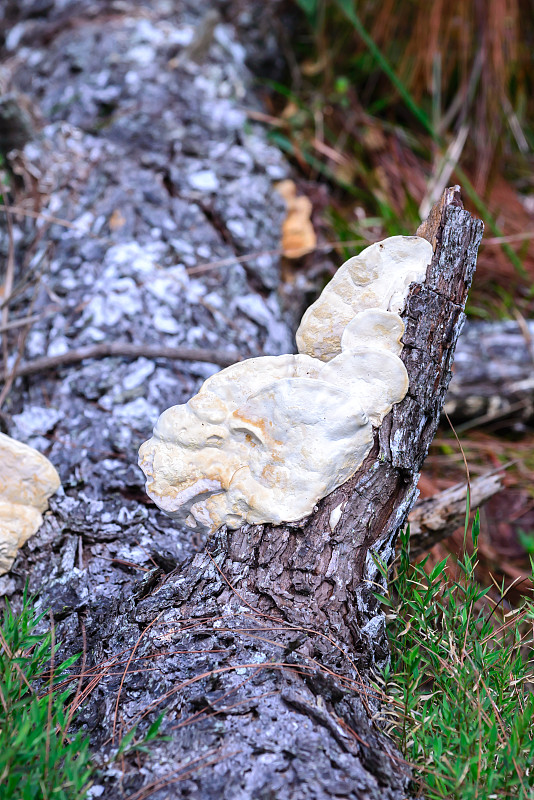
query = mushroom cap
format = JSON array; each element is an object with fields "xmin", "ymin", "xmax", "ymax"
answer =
[
  {"xmin": 139, "ymin": 236, "xmax": 423, "ymax": 535},
  {"xmin": 340, "ymin": 309, "xmax": 405, "ymax": 356},
  {"xmin": 227, "ymin": 376, "xmax": 372, "ymax": 525},
  {"xmin": 0, "ymin": 432, "xmax": 61, "ymax": 513},
  {"xmin": 319, "ymin": 347, "xmax": 409, "ymax": 427},
  {"xmin": 0, "ymin": 434, "xmax": 60, "ymax": 575},
  {"xmin": 139, "ymin": 368, "xmax": 374, "ymax": 533},
  {"xmin": 139, "ymin": 354, "xmax": 327, "ymax": 528},
  {"xmin": 296, "ymin": 235, "xmax": 432, "ymax": 361},
  {"xmin": 199, "ymin": 353, "xmax": 322, "ymax": 409},
  {"xmin": 0, "ymin": 501, "xmax": 43, "ymax": 575}
]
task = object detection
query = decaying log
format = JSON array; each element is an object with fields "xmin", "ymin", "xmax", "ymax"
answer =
[
  {"xmin": 406, "ymin": 471, "xmax": 504, "ymax": 558},
  {"xmin": 65, "ymin": 189, "xmax": 481, "ymax": 799},
  {"xmin": 445, "ymin": 319, "xmax": 534, "ymax": 427}
]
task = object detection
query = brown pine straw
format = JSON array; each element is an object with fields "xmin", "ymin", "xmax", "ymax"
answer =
[
  {"xmin": 121, "ymin": 661, "xmax": 343, "ymax": 731},
  {"xmin": 32, "ymin": 602, "xmax": 419, "ymax": 792},
  {"xmin": 126, "ymin": 747, "xmax": 240, "ymax": 800},
  {"xmin": 203, "ymin": 549, "xmax": 375, "ymax": 718},
  {"xmin": 51, "ymin": 614, "xmax": 375, "ymax": 703},
  {"xmin": 62, "ymin": 614, "xmax": 87, "ymax": 740},
  {"xmin": 171, "ymin": 688, "xmax": 281, "ymax": 732},
  {"xmin": 112, "ymin": 611, "xmax": 164, "ymax": 743},
  {"xmin": 102, "ymin": 598, "xmax": 385, "ymax": 740},
  {"xmin": 111, "ymin": 621, "xmax": 383, "ymax": 738}
]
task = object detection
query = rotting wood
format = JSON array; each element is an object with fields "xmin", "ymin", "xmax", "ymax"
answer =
[
  {"xmin": 406, "ymin": 471, "xmax": 504, "ymax": 558},
  {"xmin": 70, "ymin": 187, "xmax": 483, "ymax": 800},
  {"xmin": 445, "ymin": 318, "xmax": 534, "ymax": 427}
]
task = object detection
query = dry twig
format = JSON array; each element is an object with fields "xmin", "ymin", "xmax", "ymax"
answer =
[{"xmin": 2, "ymin": 341, "xmax": 244, "ymax": 383}]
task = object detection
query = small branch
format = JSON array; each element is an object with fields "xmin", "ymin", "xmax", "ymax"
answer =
[
  {"xmin": 445, "ymin": 319, "xmax": 534, "ymax": 426},
  {"xmin": 0, "ymin": 281, "xmax": 40, "ymax": 408},
  {"xmin": 405, "ymin": 471, "xmax": 504, "ymax": 558},
  {"xmin": 1, "ymin": 207, "xmax": 16, "ymax": 369},
  {"xmin": 3, "ymin": 342, "xmax": 244, "ymax": 381},
  {"xmin": 0, "ymin": 306, "xmax": 60, "ymax": 334}
]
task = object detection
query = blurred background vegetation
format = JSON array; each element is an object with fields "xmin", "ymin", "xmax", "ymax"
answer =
[
  {"xmin": 259, "ymin": 0, "xmax": 534, "ymax": 601},
  {"xmin": 267, "ymin": 0, "xmax": 534, "ymax": 315},
  {"xmin": 263, "ymin": 7, "xmax": 534, "ymax": 792}
]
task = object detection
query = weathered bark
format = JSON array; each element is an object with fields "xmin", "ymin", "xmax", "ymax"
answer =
[
  {"xmin": 156, "ymin": 198, "xmax": 481, "ymax": 666},
  {"xmin": 445, "ymin": 319, "xmax": 534, "ymax": 426}
]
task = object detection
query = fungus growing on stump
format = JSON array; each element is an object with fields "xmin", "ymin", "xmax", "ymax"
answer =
[
  {"xmin": 0, "ymin": 433, "xmax": 60, "ymax": 574},
  {"xmin": 139, "ymin": 235, "xmax": 433, "ymax": 533},
  {"xmin": 119, "ymin": 190, "xmax": 481, "ymax": 799}
]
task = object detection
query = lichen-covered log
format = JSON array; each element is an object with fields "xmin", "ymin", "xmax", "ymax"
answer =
[{"xmin": 445, "ymin": 319, "xmax": 534, "ymax": 426}]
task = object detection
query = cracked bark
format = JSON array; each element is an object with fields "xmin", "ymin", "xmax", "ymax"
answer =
[{"xmin": 76, "ymin": 188, "xmax": 482, "ymax": 799}]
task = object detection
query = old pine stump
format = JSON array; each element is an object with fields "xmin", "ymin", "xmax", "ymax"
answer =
[{"xmin": 69, "ymin": 187, "xmax": 482, "ymax": 800}]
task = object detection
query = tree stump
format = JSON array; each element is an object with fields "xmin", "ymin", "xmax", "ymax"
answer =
[{"xmin": 75, "ymin": 188, "xmax": 481, "ymax": 799}]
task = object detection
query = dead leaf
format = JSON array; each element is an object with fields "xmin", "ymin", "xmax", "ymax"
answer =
[
  {"xmin": 109, "ymin": 209, "xmax": 126, "ymax": 231},
  {"xmin": 275, "ymin": 180, "xmax": 317, "ymax": 259}
]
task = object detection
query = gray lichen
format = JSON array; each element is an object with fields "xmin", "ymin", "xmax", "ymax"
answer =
[{"xmin": 0, "ymin": 2, "xmax": 294, "ymax": 601}]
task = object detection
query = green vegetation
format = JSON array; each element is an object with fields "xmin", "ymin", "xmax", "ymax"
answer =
[
  {"xmin": 377, "ymin": 520, "xmax": 534, "ymax": 799},
  {"xmin": 0, "ymin": 591, "xmax": 93, "ymax": 800},
  {"xmin": 0, "ymin": 591, "xmax": 170, "ymax": 800},
  {"xmin": 276, "ymin": 0, "xmax": 534, "ymax": 304}
]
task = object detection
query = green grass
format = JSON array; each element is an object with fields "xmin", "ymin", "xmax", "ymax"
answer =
[
  {"xmin": 377, "ymin": 517, "xmax": 534, "ymax": 799},
  {"xmin": 0, "ymin": 591, "xmax": 170, "ymax": 800},
  {"xmin": 0, "ymin": 590, "xmax": 93, "ymax": 800}
]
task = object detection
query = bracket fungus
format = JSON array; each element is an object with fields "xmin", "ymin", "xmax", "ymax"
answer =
[
  {"xmin": 139, "ymin": 235, "xmax": 433, "ymax": 534},
  {"xmin": 296, "ymin": 235, "xmax": 432, "ymax": 361},
  {"xmin": 0, "ymin": 433, "xmax": 61, "ymax": 574}
]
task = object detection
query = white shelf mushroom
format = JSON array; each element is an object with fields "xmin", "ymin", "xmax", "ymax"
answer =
[
  {"xmin": 296, "ymin": 235, "xmax": 432, "ymax": 361},
  {"xmin": 139, "ymin": 235, "xmax": 433, "ymax": 534},
  {"xmin": 0, "ymin": 433, "xmax": 61, "ymax": 574}
]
